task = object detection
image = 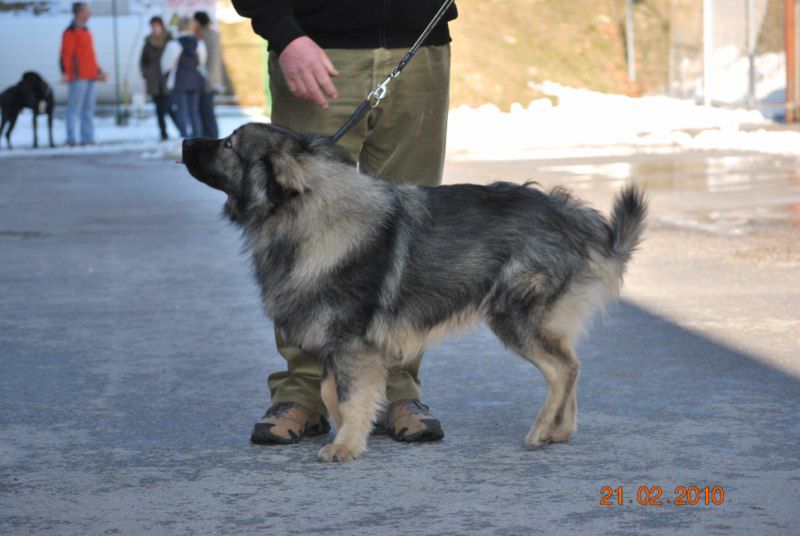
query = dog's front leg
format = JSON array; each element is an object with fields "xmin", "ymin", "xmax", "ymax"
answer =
[
  {"xmin": 318, "ymin": 353, "xmax": 387, "ymax": 462},
  {"xmin": 5, "ymin": 110, "xmax": 18, "ymax": 149}
]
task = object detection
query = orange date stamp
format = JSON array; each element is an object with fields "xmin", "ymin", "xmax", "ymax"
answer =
[{"xmin": 600, "ymin": 485, "xmax": 726, "ymax": 506}]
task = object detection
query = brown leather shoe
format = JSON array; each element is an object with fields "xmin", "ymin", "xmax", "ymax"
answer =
[
  {"xmin": 374, "ymin": 399, "xmax": 444, "ymax": 442},
  {"xmin": 250, "ymin": 402, "xmax": 330, "ymax": 445}
]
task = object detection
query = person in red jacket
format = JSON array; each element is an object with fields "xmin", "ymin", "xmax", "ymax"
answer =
[{"xmin": 60, "ymin": 2, "xmax": 106, "ymax": 146}]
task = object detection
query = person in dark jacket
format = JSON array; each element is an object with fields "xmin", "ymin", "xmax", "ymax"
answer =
[
  {"xmin": 140, "ymin": 16, "xmax": 179, "ymax": 141},
  {"xmin": 161, "ymin": 17, "xmax": 207, "ymax": 138},
  {"xmin": 231, "ymin": 0, "xmax": 457, "ymax": 446}
]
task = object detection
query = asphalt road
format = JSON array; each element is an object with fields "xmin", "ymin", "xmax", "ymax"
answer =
[{"xmin": 1, "ymin": 152, "xmax": 798, "ymax": 534}]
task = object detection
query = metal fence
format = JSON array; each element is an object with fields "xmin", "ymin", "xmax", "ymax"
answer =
[{"xmin": 667, "ymin": 0, "xmax": 793, "ymax": 118}]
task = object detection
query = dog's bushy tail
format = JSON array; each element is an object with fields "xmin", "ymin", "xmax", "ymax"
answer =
[{"xmin": 608, "ymin": 185, "xmax": 647, "ymax": 271}]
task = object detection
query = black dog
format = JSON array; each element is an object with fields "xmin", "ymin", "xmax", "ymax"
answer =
[{"xmin": 0, "ymin": 72, "xmax": 55, "ymax": 149}]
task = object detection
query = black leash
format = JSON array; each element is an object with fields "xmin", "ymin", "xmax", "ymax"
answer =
[{"xmin": 330, "ymin": 0, "xmax": 456, "ymax": 143}]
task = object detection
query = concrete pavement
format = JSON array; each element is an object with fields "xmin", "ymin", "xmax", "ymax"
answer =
[{"xmin": 1, "ymin": 152, "xmax": 798, "ymax": 534}]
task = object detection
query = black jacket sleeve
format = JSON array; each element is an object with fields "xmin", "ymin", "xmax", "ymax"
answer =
[{"xmin": 231, "ymin": 0, "xmax": 305, "ymax": 54}]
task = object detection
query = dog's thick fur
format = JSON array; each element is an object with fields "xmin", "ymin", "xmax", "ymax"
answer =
[
  {"xmin": 0, "ymin": 72, "xmax": 55, "ymax": 150},
  {"xmin": 182, "ymin": 123, "xmax": 647, "ymax": 462}
]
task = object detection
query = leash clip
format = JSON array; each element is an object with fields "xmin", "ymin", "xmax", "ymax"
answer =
[{"xmin": 368, "ymin": 76, "xmax": 393, "ymax": 107}]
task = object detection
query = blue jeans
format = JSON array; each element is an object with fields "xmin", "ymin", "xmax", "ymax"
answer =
[
  {"xmin": 66, "ymin": 79, "xmax": 96, "ymax": 145},
  {"xmin": 171, "ymin": 89, "xmax": 201, "ymax": 138},
  {"xmin": 152, "ymin": 94, "xmax": 180, "ymax": 140},
  {"xmin": 199, "ymin": 91, "xmax": 218, "ymax": 138}
]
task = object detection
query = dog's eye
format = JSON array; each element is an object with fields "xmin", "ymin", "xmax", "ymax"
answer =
[{"xmin": 223, "ymin": 139, "xmax": 232, "ymax": 149}]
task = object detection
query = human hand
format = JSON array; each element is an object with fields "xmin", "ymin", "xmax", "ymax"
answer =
[
  {"xmin": 60, "ymin": 74, "xmax": 69, "ymax": 84},
  {"xmin": 96, "ymin": 71, "xmax": 108, "ymax": 82},
  {"xmin": 278, "ymin": 36, "xmax": 339, "ymax": 109}
]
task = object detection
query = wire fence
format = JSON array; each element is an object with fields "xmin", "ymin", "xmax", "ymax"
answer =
[{"xmin": 667, "ymin": 0, "xmax": 790, "ymax": 118}]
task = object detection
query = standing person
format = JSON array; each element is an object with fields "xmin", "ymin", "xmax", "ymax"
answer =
[
  {"xmin": 140, "ymin": 16, "xmax": 179, "ymax": 141},
  {"xmin": 193, "ymin": 11, "xmax": 222, "ymax": 138},
  {"xmin": 161, "ymin": 17, "xmax": 207, "ymax": 138},
  {"xmin": 60, "ymin": 2, "xmax": 106, "ymax": 147},
  {"xmin": 232, "ymin": 0, "xmax": 457, "ymax": 445}
]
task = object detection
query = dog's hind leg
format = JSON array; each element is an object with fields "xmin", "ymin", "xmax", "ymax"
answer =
[
  {"xmin": 521, "ymin": 335, "xmax": 580, "ymax": 448},
  {"xmin": 32, "ymin": 110, "xmax": 38, "ymax": 148},
  {"xmin": 318, "ymin": 352, "xmax": 387, "ymax": 462},
  {"xmin": 488, "ymin": 297, "xmax": 580, "ymax": 449},
  {"xmin": 47, "ymin": 105, "xmax": 55, "ymax": 147}
]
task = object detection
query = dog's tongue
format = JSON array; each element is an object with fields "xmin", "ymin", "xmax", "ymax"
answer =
[{"xmin": 175, "ymin": 160, "xmax": 184, "ymax": 164}]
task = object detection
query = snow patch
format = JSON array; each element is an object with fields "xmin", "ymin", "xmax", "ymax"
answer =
[{"xmin": 447, "ymin": 82, "xmax": 800, "ymax": 161}]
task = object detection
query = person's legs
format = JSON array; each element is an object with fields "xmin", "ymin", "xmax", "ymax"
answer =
[
  {"xmin": 164, "ymin": 93, "xmax": 181, "ymax": 133},
  {"xmin": 199, "ymin": 91, "xmax": 219, "ymax": 138},
  {"xmin": 359, "ymin": 45, "xmax": 450, "ymax": 186},
  {"xmin": 259, "ymin": 48, "xmax": 447, "ymax": 441},
  {"xmin": 79, "ymin": 80, "xmax": 96, "ymax": 144},
  {"xmin": 186, "ymin": 90, "xmax": 203, "ymax": 138},
  {"xmin": 266, "ymin": 331, "xmax": 328, "ymax": 416},
  {"xmin": 171, "ymin": 90, "xmax": 189, "ymax": 138},
  {"xmin": 153, "ymin": 94, "xmax": 169, "ymax": 139},
  {"xmin": 65, "ymin": 80, "xmax": 88, "ymax": 145},
  {"xmin": 264, "ymin": 50, "xmax": 372, "ymax": 415},
  {"xmin": 358, "ymin": 45, "xmax": 451, "ymax": 404}
]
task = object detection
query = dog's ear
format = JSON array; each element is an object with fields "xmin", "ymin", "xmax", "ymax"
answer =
[
  {"xmin": 263, "ymin": 159, "xmax": 294, "ymax": 207},
  {"xmin": 270, "ymin": 150, "xmax": 309, "ymax": 193}
]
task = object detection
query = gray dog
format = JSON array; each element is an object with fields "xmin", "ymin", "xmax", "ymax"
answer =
[{"xmin": 182, "ymin": 123, "xmax": 647, "ymax": 462}]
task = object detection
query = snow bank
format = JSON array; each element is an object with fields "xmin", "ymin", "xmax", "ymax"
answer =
[{"xmin": 446, "ymin": 82, "xmax": 800, "ymax": 160}]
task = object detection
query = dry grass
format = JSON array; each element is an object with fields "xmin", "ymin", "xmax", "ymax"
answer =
[
  {"xmin": 219, "ymin": 16, "xmax": 267, "ymax": 107},
  {"xmin": 450, "ymin": 0, "xmax": 671, "ymax": 109},
  {"xmin": 217, "ymin": 0, "xmax": 672, "ymax": 110}
]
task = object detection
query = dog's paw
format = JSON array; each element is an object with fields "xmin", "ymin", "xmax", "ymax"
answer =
[
  {"xmin": 524, "ymin": 431, "xmax": 553, "ymax": 448},
  {"xmin": 524, "ymin": 426, "xmax": 573, "ymax": 448},
  {"xmin": 317, "ymin": 443, "xmax": 361, "ymax": 462}
]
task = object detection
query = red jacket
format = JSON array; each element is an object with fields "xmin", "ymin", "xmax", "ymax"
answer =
[{"xmin": 60, "ymin": 22, "xmax": 100, "ymax": 81}]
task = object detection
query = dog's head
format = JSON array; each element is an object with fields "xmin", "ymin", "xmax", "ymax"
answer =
[
  {"xmin": 20, "ymin": 72, "xmax": 51, "ymax": 103},
  {"xmin": 182, "ymin": 123, "xmax": 351, "ymax": 225}
]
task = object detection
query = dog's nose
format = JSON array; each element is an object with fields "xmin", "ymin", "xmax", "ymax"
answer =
[{"xmin": 182, "ymin": 138, "xmax": 192, "ymax": 149}]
